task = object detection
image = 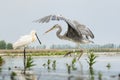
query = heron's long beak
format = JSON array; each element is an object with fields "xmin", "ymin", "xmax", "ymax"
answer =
[
  {"xmin": 44, "ymin": 26, "xmax": 55, "ymax": 34},
  {"xmin": 35, "ymin": 33, "xmax": 41, "ymax": 44}
]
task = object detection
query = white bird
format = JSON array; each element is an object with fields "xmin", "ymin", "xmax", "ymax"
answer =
[
  {"xmin": 13, "ymin": 30, "xmax": 41, "ymax": 49},
  {"xmin": 13, "ymin": 30, "xmax": 41, "ymax": 74}
]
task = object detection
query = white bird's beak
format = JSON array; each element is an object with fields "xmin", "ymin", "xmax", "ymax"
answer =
[{"xmin": 35, "ymin": 33, "xmax": 41, "ymax": 44}]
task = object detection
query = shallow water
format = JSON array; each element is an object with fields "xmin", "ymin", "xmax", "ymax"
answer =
[{"xmin": 0, "ymin": 54, "xmax": 120, "ymax": 80}]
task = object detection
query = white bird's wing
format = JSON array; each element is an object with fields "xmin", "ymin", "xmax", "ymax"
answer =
[
  {"xmin": 13, "ymin": 35, "xmax": 32, "ymax": 49},
  {"xmin": 73, "ymin": 20, "xmax": 94, "ymax": 39}
]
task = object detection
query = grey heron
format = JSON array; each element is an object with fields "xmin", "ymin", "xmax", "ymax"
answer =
[{"xmin": 34, "ymin": 15, "xmax": 94, "ymax": 59}]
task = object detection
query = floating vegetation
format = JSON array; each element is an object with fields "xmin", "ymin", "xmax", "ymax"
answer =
[{"xmin": 25, "ymin": 56, "xmax": 36, "ymax": 70}]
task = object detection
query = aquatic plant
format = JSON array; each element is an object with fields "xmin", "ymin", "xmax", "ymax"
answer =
[
  {"xmin": 89, "ymin": 67, "xmax": 95, "ymax": 80},
  {"xmin": 43, "ymin": 59, "xmax": 57, "ymax": 70},
  {"xmin": 98, "ymin": 71, "xmax": 102, "ymax": 80},
  {"xmin": 86, "ymin": 51, "xmax": 97, "ymax": 68},
  {"xmin": 66, "ymin": 63, "xmax": 71, "ymax": 74},
  {"xmin": 0, "ymin": 56, "xmax": 4, "ymax": 66},
  {"xmin": 52, "ymin": 60, "xmax": 56, "ymax": 70},
  {"xmin": 25, "ymin": 56, "xmax": 36, "ymax": 70},
  {"xmin": 86, "ymin": 51, "xmax": 98, "ymax": 80},
  {"xmin": 42, "ymin": 63, "xmax": 46, "ymax": 68},
  {"xmin": 66, "ymin": 58, "xmax": 77, "ymax": 74},
  {"xmin": 71, "ymin": 58, "xmax": 77, "ymax": 70},
  {"xmin": 10, "ymin": 71, "xmax": 17, "ymax": 80},
  {"xmin": 47, "ymin": 59, "xmax": 51, "ymax": 70},
  {"xmin": 106, "ymin": 63, "xmax": 111, "ymax": 70}
]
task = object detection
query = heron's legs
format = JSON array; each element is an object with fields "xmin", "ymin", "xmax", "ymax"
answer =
[
  {"xmin": 76, "ymin": 44, "xmax": 84, "ymax": 60},
  {"xmin": 75, "ymin": 43, "xmax": 80, "ymax": 49},
  {"xmin": 64, "ymin": 51, "xmax": 72, "ymax": 57},
  {"xmin": 63, "ymin": 44, "xmax": 84, "ymax": 59},
  {"xmin": 77, "ymin": 50, "xmax": 83, "ymax": 60}
]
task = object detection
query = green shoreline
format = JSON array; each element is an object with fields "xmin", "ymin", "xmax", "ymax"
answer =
[{"xmin": 0, "ymin": 49, "xmax": 120, "ymax": 56}]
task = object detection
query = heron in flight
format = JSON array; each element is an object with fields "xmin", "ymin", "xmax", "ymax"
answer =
[
  {"xmin": 13, "ymin": 30, "xmax": 41, "ymax": 74},
  {"xmin": 34, "ymin": 15, "xmax": 94, "ymax": 59}
]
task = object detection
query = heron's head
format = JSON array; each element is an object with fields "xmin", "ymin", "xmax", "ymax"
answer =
[{"xmin": 44, "ymin": 24, "xmax": 59, "ymax": 34}]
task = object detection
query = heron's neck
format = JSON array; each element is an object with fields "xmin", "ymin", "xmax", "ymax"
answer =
[{"xmin": 56, "ymin": 26, "xmax": 64, "ymax": 39}]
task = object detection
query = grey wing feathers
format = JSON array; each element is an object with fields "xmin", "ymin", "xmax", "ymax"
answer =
[
  {"xmin": 73, "ymin": 20, "xmax": 94, "ymax": 39},
  {"xmin": 34, "ymin": 15, "xmax": 65, "ymax": 23},
  {"xmin": 34, "ymin": 15, "xmax": 52, "ymax": 23},
  {"xmin": 34, "ymin": 14, "xmax": 94, "ymax": 39}
]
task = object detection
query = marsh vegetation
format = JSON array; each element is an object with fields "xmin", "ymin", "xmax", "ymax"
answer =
[{"xmin": 0, "ymin": 51, "xmax": 120, "ymax": 80}]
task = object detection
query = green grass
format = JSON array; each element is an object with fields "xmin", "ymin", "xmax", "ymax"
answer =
[
  {"xmin": 0, "ymin": 50, "xmax": 68, "ymax": 56},
  {"xmin": 0, "ymin": 48, "xmax": 120, "ymax": 56}
]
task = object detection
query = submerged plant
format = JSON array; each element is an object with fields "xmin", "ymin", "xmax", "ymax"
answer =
[
  {"xmin": 25, "ymin": 56, "xmax": 36, "ymax": 70},
  {"xmin": 86, "ymin": 51, "xmax": 97, "ymax": 68}
]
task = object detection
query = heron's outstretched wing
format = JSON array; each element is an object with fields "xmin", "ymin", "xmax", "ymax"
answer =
[
  {"xmin": 34, "ymin": 15, "xmax": 94, "ymax": 39},
  {"xmin": 64, "ymin": 20, "xmax": 83, "ymax": 41},
  {"xmin": 34, "ymin": 15, "xmax": 65, "ymax": 23},
  {"xmin": 34, "ymin": 14, "xmax": 80, "ymax": 36},
  {"xmin": 73, "ymin": 20, "xmax": 94, "ymax": 39}
]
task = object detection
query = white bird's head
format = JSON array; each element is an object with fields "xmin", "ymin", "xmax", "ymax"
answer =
[
  {"xmin": 30, "ymin": 30, "xmax": 36, "ymax": 36},
  {"xmin": 30, "ymin": 30, "xmax": 42, "ymax": 44},
  {"xmin": 30, "ymin": 30, "xmax": 37, "ymax": 42}
]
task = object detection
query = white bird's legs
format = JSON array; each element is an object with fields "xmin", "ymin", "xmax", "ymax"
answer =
[{"xmin": 23, "ymin": 47, "xmax": 26, "ymax": 74}]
